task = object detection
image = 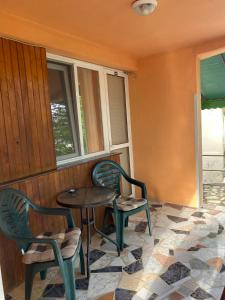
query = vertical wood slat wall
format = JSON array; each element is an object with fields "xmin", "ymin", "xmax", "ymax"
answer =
[{"xmin": 0, "ymin": 37, "xmax": 56, "ymax": 184}]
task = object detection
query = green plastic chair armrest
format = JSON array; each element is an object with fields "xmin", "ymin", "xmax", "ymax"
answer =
[
  {"xmin": 13, "ymin": 235, "xmax": 64, "ymax": 263},
  {"xmin": 32, "ymin": 206, "xmax": 75, "ymax": 229},
  {"xmin": 123, "ymin": 175, "xmax": 148, "ymax": 199}
]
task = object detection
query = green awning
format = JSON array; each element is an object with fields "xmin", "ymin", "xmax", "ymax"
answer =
[
  {"xmin": 201, "ymin": 54, "xmax": 225, "ymax": 110},
  {"xmin": 201, "ymin": 99, "xmax": 225, "ymax": 110}
]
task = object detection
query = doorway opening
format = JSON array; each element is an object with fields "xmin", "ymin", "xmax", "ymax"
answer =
[{"xmin": 200, "ymin": 53, "xmax": 225, "ymax": 208}]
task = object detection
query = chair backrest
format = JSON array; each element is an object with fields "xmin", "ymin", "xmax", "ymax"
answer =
[
  {"xmin": 0, "ymin": 188, "xmax": 33, "ymax": 251},
  {"xmin": 92, "ymin": 160, "xmax": 128, "ymax": 195}
]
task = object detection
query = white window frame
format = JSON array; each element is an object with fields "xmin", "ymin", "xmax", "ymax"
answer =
[
  {"xmin": 104, "ymin": 68, "xmax": 135, "ymax": 195},
  {"xmin": 47, "ymin": 53, "xmax": 134, "ymax": 191},
  {"xmin": 47, "ymin": 53, "xmax": 110, "ymax": 166},
  {"xmin": 47, "ymin": 61, "xmax": 80, "ymax": 161}
]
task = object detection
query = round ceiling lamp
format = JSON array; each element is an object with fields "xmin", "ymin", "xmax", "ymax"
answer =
[{"xmin": 132, "ymin": 0, "xmax": 158, "ymax": 16}]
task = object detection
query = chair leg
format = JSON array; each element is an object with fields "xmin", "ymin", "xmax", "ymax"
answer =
[
  {"xmin": 115, "ymin": 212, "xmax": 125, "ymax": 251},
  {"xmin": 25, "ymin": 265, "xmax": 35, "ymax": 300},
  {"xmin": 79, "ymin": 243, "xmax": 85, "ymax": 275},
  {"xmin": 102, "ymin": 207, "xmax": 111, "ymax": 233},
  {"xmin": 145, "ymin": 204, "xmax": 152, "ymax": 236},
  {"xmin": 124, "ymin": 216, "xmax": 129, "ymax": 227},
  {"xmin": 61, "ymin": 260, "xmax": 76, "ymax": 300},
  {"xmin": 40, "ymin": 270, "xmax": 47, "ymax": 280}
]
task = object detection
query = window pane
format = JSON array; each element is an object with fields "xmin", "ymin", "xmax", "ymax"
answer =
[
  {"xmin": 112, "ymin": 147, "xmax": 132, "ymax": 196},
  {"xmin": 77, "ymin": 67, "xmax": 104, "ymax": 154},
  {"xmin": 48, "ymin": 62, "xmax": 79, "ymax": 158},
  {"xmin": 107, "ymin": 75, "xmax": 128, "ymax": 145}
]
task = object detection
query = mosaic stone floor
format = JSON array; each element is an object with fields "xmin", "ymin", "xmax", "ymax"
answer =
[{"xmin": 7, "ymin": 201, "xmax": 225, "ymax": 300}]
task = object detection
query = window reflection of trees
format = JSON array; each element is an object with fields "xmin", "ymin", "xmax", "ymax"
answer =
[{"xmin": 51, "ymin": 103, "xmax": 75, "ymax": 156}]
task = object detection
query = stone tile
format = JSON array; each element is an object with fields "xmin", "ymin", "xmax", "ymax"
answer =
[
  {"xmin": 90, "ymin": 253, "xmax": 117, "ymax": 270},
  {"xmin": 160, "ymin": 262, "xmax": 190, "ymax": 285},
  {"xmin": 154, "ymin": 239, "xmax": 160, "ymax": 245},
  {"xmin": 132, "ymin": 287, "xmax": 152, "ymax": 300},
  {"xmin": 75, "ymin": 278, "xmax": 89, "ymax": 290},
  {"xmin": 153, "ymin": 253, "xmax": 176, "ymax": 268},
  {"xmin": 131, "ymin": 247, "xmax": 143, "ymax": 260},
  {"xmin": 190, "ymin": 287, "xmax": 213, "ymax": 299},
  {"xmin": 167, "ymin": 291, "xmax": 184, "ymax": 300},
  {"xmin": 88, "ymin": 273, "xmax": 122, "ymax": 299},
  {"xmin": 91, "ymin": 266, "xmax": 122, "ymax": 273},
  {"xmin": 207, "ymin": 257, "xmax": 224, "ymax": 271},
  {"xmin": 169, "ymin": 249, "xmax": 174, "ymax": 256},
  {"xmin": 193, "ymin": 220, "xmax": 206, "ymax": 225},
  {"xmin": 167, "ymin": 215, "xmax": 188, "ymax": 223},
  {"xmin": 135, "ymin": 221, "xmax": 148, "ymax": 233},
  {"xmin": 148, "ymin": 293, "xmax": 158, "ymax": 300},
  {"xmin": 192, "ymin": 212, "xmax": 205, "ymax": 218},
  {"xmin": 118, "ymin": 270, "xmax": 149, "ymax": 291},
  {"xmin": 189, "ymin": 258, "xmax": 209, "ymax": 270},
  {"xmin": 171, "ymin": 229, "xmax": 190, "ymax": 235},
  {"xmin": 123, "ymin": 259, "xmax": 144, "ymax": 274},
  {"xmin": 143, "ymin": 276, "xmax": 172, "ymax": 295},
  {"xmin": 206, "ymin": 210, "xmax": 221, "ymax": 216},
  {"xmin": 177, "ymin": 285, "xmax": 193, "ymax": 297},
  {"xmin": 187, "ymin": 244, "xmax": 206, "ymax": 251},
  {"xmin": 97, "ymin": 292, "xmax": 114, "ymax": 300},
  {"xmin": 42, "ymin": 284, "xmax": 65, "ymax": 298},
  {"xmin": 115, "ymin": 288, "xmax": 136, "ymax": 300},
  {"xmin": 89, "ymin": 249, "xmax": 106, "ymax": 265},
  {"xmin": 220, "ymin": 264, "xmax": 225, "ymax": 273},
  {"xmin": 218, "ymin": 224, "xmax": 224, "ymax": 234}
]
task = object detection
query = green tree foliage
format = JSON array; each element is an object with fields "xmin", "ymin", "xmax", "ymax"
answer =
[{"xmin": 51, "ymin": 103, "xmax": 74, "ymax": 156}]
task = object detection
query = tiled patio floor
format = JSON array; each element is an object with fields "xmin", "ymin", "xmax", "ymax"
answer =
[{"xmin": 7, "ymin": 200, "xmax": 225, "ymax": 300}]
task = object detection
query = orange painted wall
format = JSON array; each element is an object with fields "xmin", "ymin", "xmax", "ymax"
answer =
[
  {"xmin": 130, "ymin": 37, "xmax": 225, "ymax": 208},
  {"xmin": 129, "ymin": 47, "xmax": 197, "ymax": 207},
  {"xmin": 0, "ymin": 11, "xmax": 137, "ymax": 71}
]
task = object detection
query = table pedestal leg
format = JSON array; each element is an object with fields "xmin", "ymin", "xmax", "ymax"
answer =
[
  {"xmin": 92, "ymin": 208, "xmax": 120, "ymax": 257},
  {"xmin": 86, "ymin": 207, "xmax": 91, "ymax": 278}
]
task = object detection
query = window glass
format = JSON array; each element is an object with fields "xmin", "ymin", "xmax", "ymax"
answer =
[
  {"xmin": 77, "ymin": 67, "xmax": 104, "ymax": 154},
  {"xmin": 48, "ymin": 62, "xmax": 79, "ymax": 158},
  {"xmin": 107, "ymin": 75, "xmax": 128, "ymax": 145}
]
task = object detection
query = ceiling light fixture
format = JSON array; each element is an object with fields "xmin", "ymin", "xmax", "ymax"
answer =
[{"xmin": 132, "ymin": 0, "xmax": 158, "ymax": 16}]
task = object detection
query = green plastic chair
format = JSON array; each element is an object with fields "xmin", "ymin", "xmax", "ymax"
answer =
[
  {"xmin": 0, "ymin": 188, "xmax": 85, "ymax": 300},
  {"xmin": 92, "ymin": 160, "xmax": 151, "ymax": 250}
]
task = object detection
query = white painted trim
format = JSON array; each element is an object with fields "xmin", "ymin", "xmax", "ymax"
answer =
[
  {"xmin": 47, "ymin": 52, "xmax": 104, "ymax": 71},
  {"xmin": 73, "ymin": 64, "xmax": 85, "ymax": 156},
  {"xmin": 202, "ymin": 152, "xmax": 225, "ymax": 156},
  {"xmin": 110, "ymin": 143, "xmax": 130, "ymax": 151},
  {"xmin": 99, "ymin": 69, "xmax": 110, "ymax": 153},
  {"xmin": 194, "ymin": 94, "xmax": 203, "ymax": 208}
]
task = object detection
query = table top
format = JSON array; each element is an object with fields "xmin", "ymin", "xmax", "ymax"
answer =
[{"xmin": 57, "ymin": 186, "xmax": 117, "ymax": 208}]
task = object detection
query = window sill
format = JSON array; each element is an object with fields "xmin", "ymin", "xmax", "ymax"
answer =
[{"xmin": 57, "ymin": 151, "xmax": 121, "ymax": 171}]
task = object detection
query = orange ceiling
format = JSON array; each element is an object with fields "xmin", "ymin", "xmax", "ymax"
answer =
[{"xmin": 2, "ymin": 0, "xmax": 225, "ymax": 58}]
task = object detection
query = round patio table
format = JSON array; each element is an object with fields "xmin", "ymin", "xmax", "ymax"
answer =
[{"xmin": 57, "ymin": 186, "xmax": 119, "ymax": 278}]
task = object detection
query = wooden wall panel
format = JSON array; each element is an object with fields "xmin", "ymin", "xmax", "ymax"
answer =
[
  {"xmin": 0, "ymin": 153, "xmax": 120, "ymax": 293},
  {"xmin": 0, "ymin": 38, "xmax": 56, "ymax": 183}
]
